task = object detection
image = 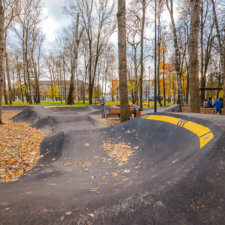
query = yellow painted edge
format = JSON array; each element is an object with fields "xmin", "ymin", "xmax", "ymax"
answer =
[
  {"xmin": 199, "ymin": 132, "xmax": 214, "ymax": 149},
  {"xmin": 142, "ymin": 115, "xmax": 214, "ymax": 149},
  {"xmin": 44, "ymin": 105, "xmax": 87, "ymax": 109}
]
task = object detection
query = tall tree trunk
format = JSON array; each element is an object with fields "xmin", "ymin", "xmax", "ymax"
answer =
[
  {"xmin": 22, "ymin": 28, "xmax": 28, "ymax": 103},
  {"xmin": 186, "ymin": 61, "xmax": 190, "ymax": 104},
  {"xmin": 157, "ymin": 10, "xmax": 163, "ymax": 107},
  {"xmin": 25, "ymin": 30, "xmax": 32, "ymax": 104},
  {"xmin": 34, "ymin": 67, "xmax": 40, "ymax": 104},
  {"xmin": 189, "ymin": 0, "xmax": 201, "ymax": 113},
  {"xmin": 166, "ymin": 0, "xmax": 183, "ymax": 110},
  {"xmin": 162, "ymin": 50, "xmax": 166, "ymax": 106},
  {"xmin": 0, "ymin": 1, "xmax": 4, "ymax": 124},
  {"xmin": 223, "ymin": 44, "xmax": 225, "ymax": 114},
  {"xmin": 117, "ymin": 0, "xmax": 129, "ymax": 122},
  {"xmin": 139, "ymin": 0, "xmax": 146, "ymax": 111},
  {"xmin": 63, "ymin": 58, "xmax": 67, "ymax": 103},
  {"xmin": 67, "ymin": 14, "xmax": 80, "ymax": 105},
  {"xmin": 3, "ymin": 72, "xmax": 7, "ymax": 104},
  {"xmin": 134, "ymin": 47, "xmax": 138, "ymax": 104},
  {"xmin": 17, "ymin": 64, "xmax": 24, "ymax": 102},
  {"xmin": 5, "ymin": 52, "xmax": 12, "ymax": 104},
  {"xmin": 83, "ymin": 64, "xmax": 88, "ymax": 104},
  {"xmin": 200, "ymin": 2, "xmax": 205, "ymax": 106},
  {"xmin": 88, "ymin": 42, "xmax": 93, "ymax": 104},
  {"xmin": 32, "ymin": 54, "xmax": 40, "ymax": 104}
]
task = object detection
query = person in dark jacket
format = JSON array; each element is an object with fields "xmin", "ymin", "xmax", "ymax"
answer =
[
  {"xmin": 208, "ymin": 98, "xmax": 212, "ymax": 108},
  {"xmin": 219, "ymin": 98, "xmax": 223, "ymax": 108},
  {"xmin": 212, "ymin": 98, "xmax": 222, "ymax": 114},
  {"xmin": 100, "ymin": 96, "xmax": 106, "ymax": 118}
]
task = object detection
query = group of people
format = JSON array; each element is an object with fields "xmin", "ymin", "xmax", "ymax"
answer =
[{"xmin": 203, "ymin": 98, "xmax": 223, "ymax": 114}]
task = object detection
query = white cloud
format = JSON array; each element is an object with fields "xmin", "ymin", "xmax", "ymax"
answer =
[
  {"xmin": 41, "ymin": 0, "xmax": 71, "ymax": 43},
  {"xmin": 42, "ymin": 7, "xmax": 59, "ymax": 43}
]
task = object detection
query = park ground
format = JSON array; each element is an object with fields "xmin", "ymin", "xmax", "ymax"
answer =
[
  {"xmin": 3, "ymin": 100, "xmax": 174, "ymax": 108},
  {"xmin": 0, "ymin": 104, "xmax": 225, "ymax": 224}
]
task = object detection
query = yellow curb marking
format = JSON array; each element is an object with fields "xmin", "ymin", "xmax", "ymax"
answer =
[
  {"xmin": 44, "ymin": 105, "xmax": 87, "ymax": 109},
  {"xmin": 142, "ymin": 115, "xmax": 214, "ymax": 149}
]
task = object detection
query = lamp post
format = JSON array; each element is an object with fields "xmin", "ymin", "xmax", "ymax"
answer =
[{"xmin": 154, "ymin": 0, "xmax": 157, "ymax": 113}]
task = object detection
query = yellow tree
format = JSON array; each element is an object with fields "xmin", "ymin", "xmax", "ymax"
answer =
[
  {"xmin": 94, "ymin": 85, "xmax": 102, "ymax": 100},
  {"xmin": 111, "ymin": 80, "xmax": 119, "ymax": 102},
  {"xmin": 48, "ymin": 84, "xmax": 60, "ymax": 101},
  {"xmin": 128, "ymin": 78, "xmax": 136, "ymax": 104}
]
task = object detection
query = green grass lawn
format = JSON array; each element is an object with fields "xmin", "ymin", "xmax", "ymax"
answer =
[
  {"xmin": 3, "ymin": 100, "xmax": 174, "ymax": 108},
  {"xmin": 3, "ymin": 100, "xmax": 90, "ymax": 106}
]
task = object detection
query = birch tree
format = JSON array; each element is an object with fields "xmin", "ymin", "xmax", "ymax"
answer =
[{"xmin": 0, "ymin": 0, "xmax": 4, "ymax": 123}]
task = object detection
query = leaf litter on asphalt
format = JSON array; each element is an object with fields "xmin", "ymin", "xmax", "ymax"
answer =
[
  {"xmin": 103, "ymin": 140, "xmax": 134, "ymax": 166},
  {"xmin": 0, "ymin": 112, "xmax": 45, "ymax": 183}
]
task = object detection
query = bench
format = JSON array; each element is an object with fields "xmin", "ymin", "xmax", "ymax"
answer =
[
  {"xmin": 181, "ymin": 107, "xmax": 224, "ymax": 115},
  {"xmin": 106, "ymin": 107, "xmax": 141, "ymax": 118}
]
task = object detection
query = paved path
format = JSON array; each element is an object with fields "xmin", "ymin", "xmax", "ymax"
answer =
[{"xmin": 1, "ymin": 106, "xmax": 225, "ymax": 225}]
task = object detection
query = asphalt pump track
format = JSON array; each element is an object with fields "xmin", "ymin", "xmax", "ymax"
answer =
[{"xmin": 1, "ymin": 106, "xmax": 225, "ymax": 225}]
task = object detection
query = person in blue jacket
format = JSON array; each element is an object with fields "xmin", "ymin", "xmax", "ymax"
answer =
[{"xmin": 212, "ymin": 98, "xmax": 222, "ymax": 114}]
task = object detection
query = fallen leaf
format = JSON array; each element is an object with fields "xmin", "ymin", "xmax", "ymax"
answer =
[
  {"xmin": 0, "ymin": 112, "xmax": 45, "ymax": 184},
  {"xmin": 65, "ymin": 211, "xmax": 72, "ymax": 215},
  {"xmin": 112, "ymin": 172, "xmax": 118, "ymax": 177},
  {"xmin": 123, "ymin": 169, "xmax": 131, "ymax": 174},
  {"xmin": 88, "ymin": 213, "xmax": 95, "ymax": 218}
]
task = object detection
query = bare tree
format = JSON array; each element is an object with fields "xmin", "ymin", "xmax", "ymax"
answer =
[
  {"xmin": 117, "ymin": 0, "xmax": 129, "ymax": 122},
  {"xmin": 127, "ymin": 8, "xmax": 141, "ymax": 105},
  {"xmin": 189, "ymin": 0, "xmax": 201, "ymax": 113},
  {"xmin": 0, "ymin": 0, "xmax": 4, "ymax": 123},
  {"xmin": 139, "ymin": 0, "xmax": 146, "ymax": 111},
  {"xmin": 67, "ymin": 14, "xmax": 83, "ymax": 105},
  {"xmin": 30, "ymin": 27, "xmax": 44, "ymax": 104},
  {"xmin": 166, "ymin": 0, "xmax": 183, "ymax": 109},
  {"xmin": 127, "ymin": 31, "xmax": 140, "ymax": 105},
  {"xmin": 3, "ymin": 0, "xmax": 20, "ymax": 105},
  {"xmin": 211, "ymin": 0, "xmax": 225, "ymax": 113},
  {"xmin": 66, "ymin": 0, "xmax": 115, "ymax": 104}
]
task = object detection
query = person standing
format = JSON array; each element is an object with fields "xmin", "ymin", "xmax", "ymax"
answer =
[
  {"xmin": 219, "ymin": 98, "xmax": 223, "ymax": 108},
  {"xmin": 101, "ymin": 96, "xmax": 106, "ymax": 118},
  {"xmin": 203, "ymin": 99, "xmax": 208, "ymax": 108},
  {"xmin": 212, "ymin": 98, "xmax": 222, "ymax": 115},
  {"xmin": 208, "ymin": 98, "xmax": 212, "ymax": 108}
]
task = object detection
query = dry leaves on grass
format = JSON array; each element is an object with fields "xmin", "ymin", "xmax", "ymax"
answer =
[
  {"xmin": 90, "ymin": 115, "xmax": 120, "ymax": 127},
  {"xmin": 0, "ymin": 112, "xmax": 45, "ymax": 183},
  {"xmin": 104, "ymin": 119, "xmax": 120, "ymax": 127},
  {"xmin": 103, "ymin": 140, "xmax": 134, "ymax": 166}
]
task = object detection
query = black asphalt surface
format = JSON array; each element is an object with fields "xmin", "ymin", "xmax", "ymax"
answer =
[{"xmin": 1, "ymin": 106, "xmax": 225, "ymax": 225}]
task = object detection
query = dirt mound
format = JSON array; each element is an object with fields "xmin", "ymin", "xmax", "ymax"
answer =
[
  {"xmin": 39, "ymin": 131, "xmax": 65, "ymax": 164},
  {"xmin": 33, "ymin": 116, "xmax": 57, "ymax": 132},
  {"xmin": 12, "ymin": 107, "xmax": 41, "ymax": 125}
]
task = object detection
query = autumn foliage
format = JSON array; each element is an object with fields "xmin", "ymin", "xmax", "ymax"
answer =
[{"xmin": 0, "ymin": 112, "xmax": 44, "ymax": 183}]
